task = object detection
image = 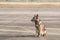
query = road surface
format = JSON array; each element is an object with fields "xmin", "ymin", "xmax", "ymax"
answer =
[{"xmin": 0, "ymin": 8, "xmax": 60, "ymax": 40}]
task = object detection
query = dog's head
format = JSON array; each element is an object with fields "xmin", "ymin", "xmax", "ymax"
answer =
[{"xmin": 31, "ymin": 14, "xmax": 38, "ymax": 22}]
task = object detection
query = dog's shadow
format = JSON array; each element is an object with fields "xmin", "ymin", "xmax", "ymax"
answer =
[
  {"xmin": 0, "ymin": 35, "xmax": 37, "ymax": 37},
  {"xmin": 14, "ymin": 35, "xmax": 37, "ymax": 37}
]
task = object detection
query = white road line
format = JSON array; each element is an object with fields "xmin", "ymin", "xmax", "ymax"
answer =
[
  {"xmin": 0, "ymin": 28, "xmax": 60, "ymax": 32},
  {"xmin": 0, "ymin": 29, "xmax": 35, "ymax": 32},
  {"xmin": 0, "ymin": 2, "xmax": 60, "ymax": 4},
  {"xmin": 0, "ymin": 28, "xmax": 60, "ymax": 35},
  {"xmin": 48, "ymin": 32, "xmax": 60, "ymax": 35},
  {"xmin": 47, "ymin": 28, "xmax": 60, "ymax": 30}
]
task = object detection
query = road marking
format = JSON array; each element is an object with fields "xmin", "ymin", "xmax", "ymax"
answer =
[
  {"xmin": 0, "ymin": 28, "xmax": 60, "ymax": 35},
  {"xmin": 0, "ymin": 29, "xmax": 35, "ymax": 32},
  {"xmin": 48, "ymin": 32, "xmax": 60, "ymax": 35},
  {"xmin": 0, "ymin": 28, "xmax": 59, "ymax": 31},
  {"xmin": 47, "ymin": 28, "xmax": 60, "ymax": 30}
]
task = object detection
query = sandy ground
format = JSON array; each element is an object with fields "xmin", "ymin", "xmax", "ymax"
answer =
[{"xmin": 0, "ymin": 4, "xmax": 60, "ymax": 8}]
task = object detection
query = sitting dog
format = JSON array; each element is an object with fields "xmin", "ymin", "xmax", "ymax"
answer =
[{"xmin": 31, "ymin": 14, "xmax": 47, "ymax": 37}]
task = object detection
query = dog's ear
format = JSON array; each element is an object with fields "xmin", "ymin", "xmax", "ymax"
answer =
[
  {"xmin": 36, "ymin": 14, "xmax": 38, "ymax": 19},
  {"xmin": 37, "ymin": 14, "xmax": 38, "ymax": 17}
]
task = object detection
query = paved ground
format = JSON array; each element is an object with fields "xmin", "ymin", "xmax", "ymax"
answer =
[{"xmin": 0, "ymin": 8, "xmax": 60, "ymax": 40}]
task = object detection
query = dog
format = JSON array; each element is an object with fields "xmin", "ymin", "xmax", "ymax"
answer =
[{"xmin": 31, "ymin": 14, "xmax": 47, "ymax": 37}]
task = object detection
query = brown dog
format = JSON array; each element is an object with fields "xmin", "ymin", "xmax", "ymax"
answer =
[{"xmin": 31, "ymin": 14, "xmax": 47, "ymax": 37}]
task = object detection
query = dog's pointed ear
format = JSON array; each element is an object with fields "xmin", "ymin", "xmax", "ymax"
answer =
[{"xmin": 37, "ymin": 14, "xmax": 38, "ymax": 17}]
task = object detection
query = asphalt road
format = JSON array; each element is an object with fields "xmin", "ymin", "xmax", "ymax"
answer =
[{"xmin": 0, "ymin": 8, "xmax": 60, "ymax": 40}]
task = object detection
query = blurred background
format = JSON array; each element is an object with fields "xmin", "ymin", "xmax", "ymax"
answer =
[{"xmin": 0, "ymin": 0, "xmax": 60, "ymax": 2}]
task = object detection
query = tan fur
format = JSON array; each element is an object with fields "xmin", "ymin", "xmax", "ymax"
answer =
[{"xmin": 38, "ymin": 19, "xmax": 47, "ymax": 37}]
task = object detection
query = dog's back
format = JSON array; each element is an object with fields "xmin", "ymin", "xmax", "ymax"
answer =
[{"xmin": 39, "ymin": 21, "xmax": 47, "ymax": 37}]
